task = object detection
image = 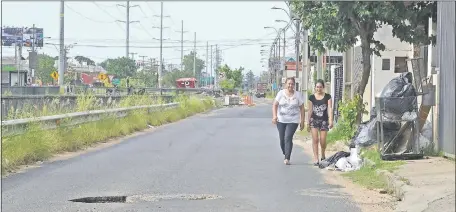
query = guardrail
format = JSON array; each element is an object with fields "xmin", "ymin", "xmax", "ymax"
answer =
[{"xmin": 1, "ymin": 103, "xmax": 179, "ymax": 137}]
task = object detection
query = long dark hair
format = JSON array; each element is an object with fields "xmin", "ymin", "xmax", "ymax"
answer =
[{"xmin": 315, "ymin": 79, "xmax": 325, "ymax": 88}]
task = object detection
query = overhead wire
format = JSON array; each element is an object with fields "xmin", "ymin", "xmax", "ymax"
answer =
[{"xmin": 65, "ymin": 3, "xmax": 114, "ymax": 24}]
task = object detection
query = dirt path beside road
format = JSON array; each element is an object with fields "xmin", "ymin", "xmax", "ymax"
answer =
[{"xmin": 294, "ymin": 137, "xmax": 397, "ymax": 212}]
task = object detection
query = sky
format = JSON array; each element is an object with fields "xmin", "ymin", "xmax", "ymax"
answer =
[{"xmin": 1, "ymin": 1, "xmax": 298, "ymax": 76}]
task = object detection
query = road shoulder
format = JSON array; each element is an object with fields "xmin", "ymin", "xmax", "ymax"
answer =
[{"xmin": 294, "ymin": 135, "xmax": 397, "ymax": 212}]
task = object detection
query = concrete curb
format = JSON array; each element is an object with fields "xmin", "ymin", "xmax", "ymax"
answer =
[
  {"xmin": 362, "ymin": 158, "xmax": 406, "ymax": 201},
  {"xmin": 376, "ymin": 169, "xmax": 406, "ymax": 201}
]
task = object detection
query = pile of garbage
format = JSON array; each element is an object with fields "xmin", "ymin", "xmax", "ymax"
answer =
[
  {"xmin": 318, "ymin": 144, "xmax": 362, "ymax": 172},
  {"xmin": 349, "ymin": 72, "xmax": 432, "ymax": 155},
  {"xmin": 319, "ymin": 73, "xmax": 432, "ymax": 171}
]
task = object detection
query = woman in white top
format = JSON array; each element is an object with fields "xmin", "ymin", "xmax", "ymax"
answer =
[{"xmin": 272, "ymin": 77, "xmax": 305, "ymax": 165}]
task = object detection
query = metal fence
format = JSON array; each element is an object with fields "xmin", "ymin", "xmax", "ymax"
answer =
[{"xmin": 437, "ymin": 1, "xmax": 456, "ymax": 157}]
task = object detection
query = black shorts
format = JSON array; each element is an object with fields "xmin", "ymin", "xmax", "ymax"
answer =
[{"xmin": 309, "ymin": 118, "xmax": 329, "ymax": 131}]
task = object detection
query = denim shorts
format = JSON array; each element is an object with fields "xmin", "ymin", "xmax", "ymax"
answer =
[{"xmin": 309, "ymin": 118, "xmax": 329, "ymax": 131}]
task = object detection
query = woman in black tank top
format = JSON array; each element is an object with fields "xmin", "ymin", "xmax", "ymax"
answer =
[{"xmin": 306, "ymin": 79, "xmax": 333, "ymax": 166}]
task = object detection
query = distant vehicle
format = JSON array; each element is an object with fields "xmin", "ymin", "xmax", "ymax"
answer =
[
  {"xmin": 176, "ymin": 78, "xmax": 197, "ymax": 89},
  {"xmin": 255, "ymin": 82, "xmax": 268, "ymax": 98}
]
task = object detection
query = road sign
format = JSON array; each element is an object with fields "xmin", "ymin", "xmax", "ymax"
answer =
[
  {"xmin": 112, "ymin": 78, "xmax": 120, "ymax": 86},
  {"xmin": 98, "ymin": 73, "xmax": 107, "ymax": 81},
  {"xmin": 50, "ymin": 71, "xmax": 59, "ymax": 80}
]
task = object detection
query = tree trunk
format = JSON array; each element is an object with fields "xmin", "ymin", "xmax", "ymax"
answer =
[{"xmin": 355, "ymin": 38, "xmax": 373, "ymax": 124}]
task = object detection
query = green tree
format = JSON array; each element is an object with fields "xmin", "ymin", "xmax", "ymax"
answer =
[
  {"xmin": 100, "ymin": 57, "xmax": 137, "ymax": 79},
  {"xmin": 245, "ymin": 70, "xmax": 255, "ymax": 89},
  {"xmin": 183, "ymin": 51, "xmax": 205, "ymax": 84},
  {"xmin": 290, "ymin": 1, "xmax": 434, "ymax": 123},
  {"xmin": 220, "ymin": 79, "xmax": 235, "ymax": 92},
  {"xmin": 36, "ymin": 54, "xmax": 57, "ymax": 84},
  {"xmin": 231, "ymin": 67, "xmax": 244, "ymax": 88},
  {"xmin": 217, "ymin": 64, "xmax": 244, "ymax": 91},
  {"xmin": 74, "ymin": 56, "xmax": 95, "ymax": 66}
]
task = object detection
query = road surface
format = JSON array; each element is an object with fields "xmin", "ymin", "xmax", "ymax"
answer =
[{"xmin": 2, "ymin": 103, "xmax": 360, "ymax": 212}]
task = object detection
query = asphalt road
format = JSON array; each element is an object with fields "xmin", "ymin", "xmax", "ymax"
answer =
[{"xmin": 2, "ymin": 102, "xmax": 360, "ymax": 212}]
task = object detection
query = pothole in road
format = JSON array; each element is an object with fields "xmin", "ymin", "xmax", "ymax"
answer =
[
  {"xmin": 69, "ymin": 194, "xmax": 222, "ymax": 204},
  {"xmin": 69, "ymin": 196, "xmax": 127, "ymax": 203}
]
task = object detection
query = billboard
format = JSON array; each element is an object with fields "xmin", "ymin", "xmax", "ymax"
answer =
[{"xmin": 1, "ymin": 27, "xmax": 44, "ymax": 47}]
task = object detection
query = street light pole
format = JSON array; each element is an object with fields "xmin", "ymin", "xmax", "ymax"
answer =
[
  {"xmin": 58, "ymin": 0, "xmax": 65, "ymax": 87},
  {"xmin": 158, "ymin": 1, "xmax": 163, "ymax": 89}
]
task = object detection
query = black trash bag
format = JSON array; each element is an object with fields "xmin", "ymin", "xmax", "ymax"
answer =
[
  {"xmin": 352, "ymin": 119, "xmax": 377, "ymax": 147},
  {"xmin": 351, "ymin": 118, "xmax": 401, "ymax": 147},
  {"xmin": 319, "ymin": 151, "xmax": 350, "ymax": 169},
  {"xmin": 378, "ymin": 72, "xmax": 417, "ymax": 119}
]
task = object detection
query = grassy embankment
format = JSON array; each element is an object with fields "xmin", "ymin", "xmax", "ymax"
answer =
[{"xmin": 1, "ymin": 94, "xmax": 218, "ymax": 175}]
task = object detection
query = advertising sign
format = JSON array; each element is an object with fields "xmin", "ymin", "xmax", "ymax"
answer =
[{"xmin": 1, "ymin": 27, "xmax": 44, "ymax": 47}]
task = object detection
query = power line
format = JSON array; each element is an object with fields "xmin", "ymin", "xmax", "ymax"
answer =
[
  {"xmin": 45, "ymin": 42, "xmax": 280, "ymax": 49},
  {"xmin": 64, "ymin": 3, "xmax": 114, "ymax": 24}
]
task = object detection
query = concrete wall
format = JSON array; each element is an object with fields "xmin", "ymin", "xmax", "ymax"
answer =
[
  {"xmin": 436, "ymin": 1, "xmax": 456, "ymax": 156},
  {"xmin": 348, "ymin": 24, "xmax": 413, "ymax": 119}
]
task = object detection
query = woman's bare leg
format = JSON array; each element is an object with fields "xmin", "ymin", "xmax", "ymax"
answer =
[
  {"xmin": 319, "ymin": 130, "xmax": 328, "ymax": 159},
  {"xmin": 311, "ymin": 128, "xmax": 320, "ymax": 163}
]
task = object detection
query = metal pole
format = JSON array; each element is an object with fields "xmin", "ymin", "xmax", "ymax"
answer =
[
  {"xmin": 31, "ymin": 24, "xmax": 36, "ymax": 84},
  {"xmin": 58, "ymin": 0, "xmax": 65, "ymax": 87},
  {"xmin": 15, "ymin": 42, "xmax": 18, "ymax": 86},
  {"xmin": 126, "ymin": 0, "xmax": 130, "ymax": 58},
  {"xmin": 206, "ymin": 41, "xmax": 209, "ymax": 87},
  {"xmin": 181, "ymin": 20, "xmax": 184, "ymax": 71},
  {"xmin": 215, "ymin": 45, "xmax": 218, "ymax": 89},
  {"xmin": 277, "ymin": 35, "xmax": 281, "ymax": 90},
  {"xmin": 210, "ymin": 45, "xmax": 213, "ymax": 87},
  {"xmin": 283, "ymin": 29, "xmax": 286, "ymax": 78},
  {"xmin": 295, "ymin": 19, "xmax": 300, "ymax": 90},
  {"xmin": 193, "ymin": 32, "xmax": 196, "ymax": 78},
  {"xmin": 302, "ymin": 29, "xmax": 309, "ymax": 102},
  {"xmin": 158, "ymin": 1, "xmax": 163, "ymax": 89}
]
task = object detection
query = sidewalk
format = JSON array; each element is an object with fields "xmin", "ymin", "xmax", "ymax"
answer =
[
  {"xmin": 294, "ymin": 134, "xmax": 455, "ymax": 212},
  {"xmin": 389, "ymin": 157, "xmax": 455, "ymax": 212}
]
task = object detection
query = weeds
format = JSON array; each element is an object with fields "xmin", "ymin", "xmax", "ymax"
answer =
[
  {"xmin": 1, "ymin": 96, "xmax": 217, "ymax": 175},
  {"xmin": 327, "ymin": 95, "xmax": 368, "ymax": 145},
  {"xmin": 4, "ymin": 94, "xmax": 169, "ymax": 120},
  {"xmin": 343, "ymin": 147, "xmax": 405, "ymax": 190}
]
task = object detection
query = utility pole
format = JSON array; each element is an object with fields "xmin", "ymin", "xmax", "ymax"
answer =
[
  {"xmin": 277, "ymin": 36, "xmax": 281, "ymax": 90},
  {"xmin": 301, "ymin": 28, "xmax": 309, "ymax": 103},
  {"xmin": 116, "ymin": 1, "xmax": 139, "ymax": 58},
  {"xmin": 59, "ymin": 0, "xmax": 65, "ymax": 87},
  {"xmin": 210, "ymin": 45, "xmax": 213, "ymax": 87},
  {"xmin": 139, "ymin": 55, "xmax": 147, "ymax": 67},
  {"xmin": 205, "ymin": 41, "xmax": 209, "ymax": 87},
  {"xmin": 158, "ymin": 1, "xmax": 164, "ymax": 89},
  {"xmin": 215, "ymin": 45, "xmax": 219, "ymax": 89},
  {"xmin": 130, "ymin": 52, "xmax": 137, "ymax": 60},
  {"xmin": 283, "ymin": 29, "xmax": 286, "ymax": 78},
  {"xmin": 175, "ymin": 20, "xmax": 187, "ymax": 71},
  {"xmin": 193, "ymin": 32, "xmax": 196, "ymax": 78},
  {"xmin": 295, "ymin": 19, "xmax": 300, "ymax": 91}
]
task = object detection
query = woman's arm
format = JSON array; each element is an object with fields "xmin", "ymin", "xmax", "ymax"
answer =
[
  {"xmin": 327, "ymin": 97, "xmax": 333, "ymax": 127},
  {"xmin": 272, "ymin": 91, "xmax": 281, "ymax": 123},
  {"xmin": 307, "ymin": 100, "xmax": 313, "ymax": 124},
  {"xmin": 272, "ymin": 100, "xmax": 279, "ymax": 119}
]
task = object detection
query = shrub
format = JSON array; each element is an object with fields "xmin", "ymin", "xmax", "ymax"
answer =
[{"xmin": 328, "ymin": 95, "xmax": 367, "ymax": 143}]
